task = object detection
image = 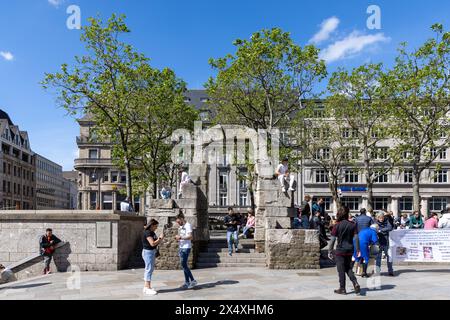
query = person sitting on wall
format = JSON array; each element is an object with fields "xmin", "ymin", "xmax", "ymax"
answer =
[
  {"xmin": 39, "ymin": 228, "xmax": 62, "ymax": 275},
  {"xmin": 240, "ymin": 209, "xmax": 256, "ymax": 239},
  {"xmin": 120, "ymin": 197, "xmax": 134, "ymax": 212},
  {"xmin": 160, "ymin": 186, "xmax": 172, "ymax": 200},
  {"xmin": 178, "ymin": 170, "xmax": 193, "ymax": 198},
  {"xmin": 409, "ymin": 211, "xmax": 424, "ymax": 229},
  {"xmin": 395, "ymin": 212, "xmax": 410, "ymax": 229},
  {"xmin": 275, "ymin": 157, "xmax": 296, "ymax": 193}
]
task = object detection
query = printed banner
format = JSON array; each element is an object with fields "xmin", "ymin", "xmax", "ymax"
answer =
[{"xmin": 390, "ymin": 229, "xmax": 450, "ymax": 262}]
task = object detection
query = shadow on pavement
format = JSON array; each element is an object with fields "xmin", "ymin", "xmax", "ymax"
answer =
[
  {"xmin": 359, "ymin": 284, "xmax": 396, "ymax": 296},
  {"xmin": 0, "ymin": 282, "xmax": 51, "ymax": 291},
  {"xmin": 157, "ymin": 280, "xmax": 239, "ymax": 294},
  {"xmin": 395, "ymin": 268, "xmax": 450, "ymax": 275}
]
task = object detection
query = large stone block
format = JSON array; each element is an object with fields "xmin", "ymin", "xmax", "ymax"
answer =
[
  {"xmin": 150, "ymin": 199, "xmax": 175, "ymax": 209},
  {"xmin": 265, "ymin": 217, "xmax": 292, "ymax": 229},
  {"xmin": 175, "ymin": 199, "xmax": 197, "ymax": 209},
  {"xmin": 181, "ymin": 184, "xmax": 198, "ymax": 199},
  {"xmin": 264, "ymin": 207, "xmax": 296, "ymax": 217}
]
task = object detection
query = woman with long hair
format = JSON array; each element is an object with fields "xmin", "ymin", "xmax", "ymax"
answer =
[{"xmin": 142, "ymin": 219, "xmax": 164, "ymax": 295}]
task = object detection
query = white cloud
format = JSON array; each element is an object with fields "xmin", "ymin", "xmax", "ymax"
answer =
[
  {"xmin": 309, "ymin": 16, "xmax": 340, "ymax": 45},
  {"xmin": 320, "ymin": 31, "xmax": 390, "ymax": 63},
  {"xmin": 48, "ymin": 0, "xmax": 64, "ymax": 7},
  {"xmin": 0, "ymin": 51, "xmax": 14, "ymax": 61}
]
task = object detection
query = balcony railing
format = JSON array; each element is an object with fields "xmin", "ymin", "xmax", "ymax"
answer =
[
  {"xmin": 76, "ymin": 136, "xmax": 111, "ymax": 145},
  {"xmin": 74, "ymin": 158, "xmax": 114, "ymax": 167}
]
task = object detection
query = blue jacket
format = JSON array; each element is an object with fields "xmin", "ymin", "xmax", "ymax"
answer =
[
  {"xmin": 355, "ymin": 214, "xmax": 374, "ymax": 233},
  {"xmin": 376, "ymin": 219, "xmax": 393, "ymax": 246}
]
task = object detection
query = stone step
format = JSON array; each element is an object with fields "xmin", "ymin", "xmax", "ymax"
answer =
[
  {"xmin": 198, "ymin": 252, "xmax": 265, "ymax": 258},
  {"xmin": 197, "ymin": 257, "xmax": 267, "ymax": 264},
  {"xmin": 204, "ymin": 248, "xmax": 256, "ymax": 253},
  {"xmin": 196, "ymin": 262, "xmax": 267, "ymax": 268}
]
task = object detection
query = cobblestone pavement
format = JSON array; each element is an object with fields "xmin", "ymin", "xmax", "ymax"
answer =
[{"xmin": 1, "ymin": 266, "xmax": 449, "ymax": 300}]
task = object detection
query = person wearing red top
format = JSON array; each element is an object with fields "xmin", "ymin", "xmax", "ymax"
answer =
[
  {"xmin": 328, "ymin": 206, "xmax": 361, "ymax": 295},
  {"xmin": 424, "ymin": 213, "xmax": 439, "ymax": 230},
  {"xmin": 39, "ymin": 228, "xmax": 62, "ymax": 275}
]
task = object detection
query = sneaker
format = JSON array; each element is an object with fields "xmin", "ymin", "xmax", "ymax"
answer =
[
  {"xmin": 235, "ymin": 249, "xmax": 239, "ymax": 253},
  {"xmin": 188, "ymin": 280, "xmax": 198, "ymax": 289},
  {"xmin": 288, "ymin": 187, "xmax": 295, "ymax": 192},
  {"xmin": 282, "ymin": 187, "xmax": 286, "ymax": 193},
  {"xmin": 144, "ymin": 288, "xmax": 158, "ymax": 295},
  {"xmin": 353, "ymin": 284, "xmax": 361, "ymax": 295},
  {"xmin": 388, "ymin": 272, "xmax": 395, "ymax": 277},
  {"xmin": 334, "ymin": 288, "xmax": 346, "ymax": 295},
  {"xmin": 228, "ymin": 252, "xmax": 232, "ymax": 257},
  {"xmin": 180, "ymin": 283, "xmax": 189, "ymax": 290}
]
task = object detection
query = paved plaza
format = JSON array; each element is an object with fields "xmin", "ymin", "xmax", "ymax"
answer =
[{"xmin": 1, "ymin": 265, "xmax": 449, "ymax": 300}]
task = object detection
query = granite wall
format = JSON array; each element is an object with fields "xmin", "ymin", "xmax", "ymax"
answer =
[
  {"xmin": 0, "ymin": 211, "xmax": 146, "ymax": 279},
  {"xmin": 266, "ymin": 229, "xmax": 321, "ymax": 269}
]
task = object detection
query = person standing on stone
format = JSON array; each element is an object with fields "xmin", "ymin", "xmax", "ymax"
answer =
[
  {"xmin": 39, "ymin": 228, "xmax": 62, "ymax": 275},
  {"xmin": 300, "ymin": 195, "xmax": 312, "ymax": 229},
  {"xmin": 175, "ymin": 213, "xmax": 198, "ymax": 289},
  {"xmin": 120, "ymin": 197, "xmax": 133, "ymax": 212},
  {"xmin": 375, "ymin": 212, "xmax": 395, "ymax": 276},
  {"xmin": 328, "ymin": 206, "xmax": 361, "ymax": 295},
  {"xmin": 224, "ymin": 207, "xmax": 240, "ymax": 256},
  {"xmin": 275, "ymin": 157, "xmax": 295, "ymax": 193},
  {"xmin": 142, "ymin": 219, "xmax": 164, "ymax": 296}
]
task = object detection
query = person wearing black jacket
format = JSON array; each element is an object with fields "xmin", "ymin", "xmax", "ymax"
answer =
[
  {"xmin": 375, "ymin": 212, "xmax": 394, "ymax": 276},
  {"xmin": 39, "ymin": 228, "xmax": 62, "ymax": 275},
  {"xmin": 328, "ymin": 206, "xmax": 361, "ymax": 295}
]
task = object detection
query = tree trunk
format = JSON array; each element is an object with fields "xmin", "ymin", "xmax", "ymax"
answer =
[
  {"xmin": 329, "ymin": 178, "xmax": 341, "ymax": 212},
  {"xmin": 363, "ymin": 148, "xmax": 374, "ymax": 212},
  {"xmin": 124, "ymin": 158, "xmax": 133, "ymax": 203},
  {"xmin": 412, "ymin": 170, "xmax": 421, "ymax": 212}
]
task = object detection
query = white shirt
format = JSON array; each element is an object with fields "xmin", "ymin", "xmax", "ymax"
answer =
[
  {"xmin": 120, "ymin": 201, "xmax": 130, "ymax": 212},
  {"xmin": 277, "ymin": 164, "xmax": 289, "ymax": 175},
  {"xmin": 179, "ymin": 222, "xmax": 193, "ymax": 249}
]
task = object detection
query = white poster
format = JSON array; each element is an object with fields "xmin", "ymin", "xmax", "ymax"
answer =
[{"xmin": 390, "ymin": 229, "xmax": 450, "ymax": 263}]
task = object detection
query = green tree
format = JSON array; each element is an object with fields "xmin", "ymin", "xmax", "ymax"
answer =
[
  {"xmin": 384, "ymin": 24, "xmax": 450, "ymax": 212},
  {"xmin": 126, "ymin": 65, "xmax": 199, "ymax": 198},
  {"xmin": 42, "ymin": 14, "xmax": 147, "ymax": 201},
  {"xmin": 328, "ymin": 64, "xmax": 393, "ymax": 212}
]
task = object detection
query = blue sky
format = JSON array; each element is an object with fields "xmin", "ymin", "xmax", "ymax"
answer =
[{"xmin": 1, "ymin": 0, "xmax": 450, "ymax": 170}]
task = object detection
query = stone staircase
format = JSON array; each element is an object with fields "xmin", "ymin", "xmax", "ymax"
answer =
[{"xmin": 196, "ymin": 231, "xmax": 267, "ymax": 268}]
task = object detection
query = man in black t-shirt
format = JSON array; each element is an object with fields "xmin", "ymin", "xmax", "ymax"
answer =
[
  {"xmin": 328, "ymin": 206, "xmax": 361, "ymax": 295},
  {"xmin": 224, "ymin": 207, "xmax": 240, "ymax": 256}
]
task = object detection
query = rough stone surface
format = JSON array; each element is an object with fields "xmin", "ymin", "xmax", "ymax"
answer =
[
  {"xmin": 266, "ymin": 229, "xmax": 320, "ymax": 269},
  {"xmin": 0, "ymin": 211, "xmax": 145, "ymax": 279}
]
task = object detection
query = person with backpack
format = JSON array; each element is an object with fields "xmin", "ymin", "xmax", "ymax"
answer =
[
  {"xmin": 142, "ymin": 219, "xmax": 164, "ymax": 296},
  {"xmin": 39, "ymin": 228, "xmax": 62, "ymax": 275},
  {"xmin": 175, "ymin": 213, "xmax": 197, "ymax": 289}
]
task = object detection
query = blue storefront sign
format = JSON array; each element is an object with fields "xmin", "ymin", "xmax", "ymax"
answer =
[{"xmin": 339, "ymin": 186, "xmax": 367, "ymax": 192}]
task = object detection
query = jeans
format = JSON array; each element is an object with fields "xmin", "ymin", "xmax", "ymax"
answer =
[
  {"xmin": 301, "ymin": 215, "xmax": 310, "ymax": 229},
  {"xmin": 142, "ymin": 249, "xmax": 156, "ymax": 282},
  {"xmin": 179, "ymin": 248, "xmax": 195, "ymax": 284},
  {"xmin": 43, "ymin": 255, "xmax": 53, "ymax": 271},
  {"xmin": 278, "ymin": 174, "xmax": 295, "ymax": 189},
  {"xmin": 335, "ymin": 255, "xmax": 358, "ymax": 289},
  {"xmin": 293, "ymin": 218, "xmax": 302, "ymax": 229},
  {"xmin": 375, "ymin": 244, "xmax": 394, "ymax": 274},
  {"xmin": 227, "ymin": 230, "xmax": 239, "ymax": 254},
  {"xmin": 242, "ymin": 226, "xmax": 254, "ymax": 238}
]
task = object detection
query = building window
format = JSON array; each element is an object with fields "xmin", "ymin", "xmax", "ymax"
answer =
[
  {"xmin": 219, "ymin": 171, "xmax": 228, "ymax": 190},
  {"xmin": 111, "ymin": 171, "xmax": 118, "ymax": 183},
  {"xmin": 374, "ymin": 172, "xmax": 388, "ymax": 183},
  {"xmin": 239, "ymin": 192, "xmax": 248, "ymax": 207},
  {"xmin": 120, "ymin": 172, "xmax": 127, "ymax": 183},
  {"xmin": 399, "ymin": 197, "xmax": 413, "ymax": 212},
  {"xmin": 315, "ymin": 170, "xmax": 328, "ymax": 183},
  {"xmin": 89, "ymin": 149, "xmax": 98, "ymax": 159},
  {"xmin": 341, "ymin": 197, "xmax": 360, "ymax": 211},
  {"xmin": 219, "ymin": 192, "xmax": 228, "ymax": 207},
  {"xmin": 429, "ymin": 197, "xmax": 447, "ymax": 212},
  {"xmin": 374, "ymin": 197, "xmax": 389, "ymax": 211},
  {"xmin": 403, "ymin": 170, "xmax": 413, "ymax": 183},
  {"xmin": 344, "ymin": 170, "xmax": 359, "ymax": 183},
  {"xmin": 373, "ymin": 147, "xmax": 389, "ymax": 160},
  {"xmin": 433, "ymin": 170, "xmax": 448, "ymax": 183}
]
